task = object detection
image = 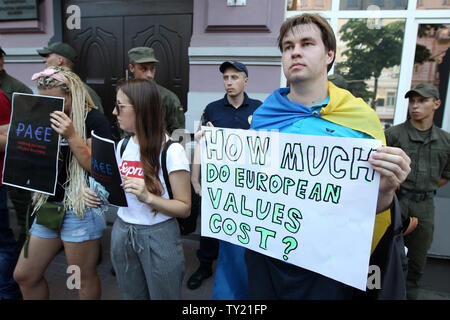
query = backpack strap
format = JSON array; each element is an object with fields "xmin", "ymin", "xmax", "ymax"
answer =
[
  {"xmin": 161, "ymin": 139, "xmax": 175, "ymax": 199},
  {"xmin": 120, "ymin": 136, "xmax": 131, "ymax": 158},
  {"xmin": 121, "ymin": 137, "xmax": 175, "ymax": 199},
  {"xmin": 23, "ymin": 204, "xmax": 31, "ymax": 258}
]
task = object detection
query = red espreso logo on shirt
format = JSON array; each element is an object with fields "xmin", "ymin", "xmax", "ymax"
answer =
[{"xmin": 120, "ymin": 161, "xmax": 144, "ymax": 178}]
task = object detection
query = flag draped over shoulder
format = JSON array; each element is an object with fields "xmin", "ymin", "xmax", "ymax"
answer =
[
  {"xmin": 322, "ymin": 82, "xmax": 390, "ymax": 254},
  {"xmin": 320, "ymin": 82, "xmax": 386, "ymax": 145}
]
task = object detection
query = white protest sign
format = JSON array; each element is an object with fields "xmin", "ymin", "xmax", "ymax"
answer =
[{"xmin": 200, "ymin": 127, "xmax": 382, "ymax": 291}]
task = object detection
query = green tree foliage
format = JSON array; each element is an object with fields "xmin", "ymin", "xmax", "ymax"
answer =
[
  {"xmin": 335, "ymin": 19, "xmax": 405, "ymax": 108},
  {"xmin": 335, "ymin": 20, "xmax": 437, "ymax": 108}
]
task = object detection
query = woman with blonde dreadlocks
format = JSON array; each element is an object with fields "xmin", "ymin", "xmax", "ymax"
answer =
[{"xmin": 13, "ymin": 66, "xmax": 112, "ymax": 299}]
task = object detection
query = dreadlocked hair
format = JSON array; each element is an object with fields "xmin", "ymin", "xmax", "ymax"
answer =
[{"xmin": 32, "ymin": 66, "xmax": 94, "ymax": 219}]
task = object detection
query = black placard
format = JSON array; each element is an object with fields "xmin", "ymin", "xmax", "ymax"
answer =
[
  {"xmin": 2, "ymin": 93, "xmax": 64, "ymax": 195},
  {"xmin": 91, "ymin": 131, "xmax": 128, "ymax": 207}
]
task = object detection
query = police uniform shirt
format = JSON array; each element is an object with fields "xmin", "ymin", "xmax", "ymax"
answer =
[
  {"xmin": 201, "ymin": 93, "xmax": 262, "ymax": 129},
  {"xmin": 385, "ymin": 120, "xmax": 450, "ymax": 193}
]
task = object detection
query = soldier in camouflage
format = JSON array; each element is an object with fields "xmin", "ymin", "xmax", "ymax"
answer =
[
  {"xmin": 385, "ymin": 83, "xmax": 450, "ymax": 300},
  {"xmin": 127, "ymin": 47, "xmax": 185, "ymax": 135}
]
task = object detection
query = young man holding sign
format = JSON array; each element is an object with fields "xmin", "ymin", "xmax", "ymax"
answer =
[{"xmin": 246, "ymin": 13, "xmax": 411, "ymax": 299}]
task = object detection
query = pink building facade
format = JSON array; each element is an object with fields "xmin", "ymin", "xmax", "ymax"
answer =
[
  {"xmin": 186, "ymin": 0, "xmax": 284, "ymax": 131},
  {"xmin": 1, "ymin": 0, "xmax": 58, "ymax": 90},
  {"xmin": 0, "ymin": 0, "xmax": 285, "ymax": 132}
]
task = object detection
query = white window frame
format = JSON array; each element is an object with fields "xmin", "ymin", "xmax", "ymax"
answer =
[
  {"xmin": 285, "ymin": 0, "xmax": 450, "ymax": 129},
  {"xmin": 387, "ymin": 92, "xmax": 396, "ymax": 106}
]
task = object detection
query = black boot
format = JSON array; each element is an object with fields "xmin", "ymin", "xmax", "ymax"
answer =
[{"xmin": 187, "ymin": 263, "xmax": 213, "ymax": 290}]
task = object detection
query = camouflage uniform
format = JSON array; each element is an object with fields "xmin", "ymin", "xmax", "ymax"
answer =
[
  {"xmin": 386, "ymin": 120, "xmax": 450, "ymax": 299},
  {"xmin": 156, "ymin": 83, "xmax": 185, "ymax": 134}
]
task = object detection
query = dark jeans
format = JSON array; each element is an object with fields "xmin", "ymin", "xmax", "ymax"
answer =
[
  {"xmin": 244, "ymin": 249, "xmax": 353, "ymax": 300},
  {"xmin": 8, "ymin": 186, "xmax": 31, "ymax": 234},
  {"xmin": 196, "ymin": 236, "xmax": 219, "ymax": 266},
  {"xmin": 399, "ymin": 196, "xmax": 434, "ymax": 300},
  {"xmin": 0, "ymin": 186, "xmax": 21, "ymax": 299}
]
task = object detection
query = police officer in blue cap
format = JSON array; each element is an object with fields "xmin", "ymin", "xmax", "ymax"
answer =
[{"xmin": 188, "ymin": 61, "xmax": 262, "ymax": 298}]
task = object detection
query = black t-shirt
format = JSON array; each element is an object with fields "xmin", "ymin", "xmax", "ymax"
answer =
[
  {"xmin": 417, "ymin": 127, "xmax": 432, "ymax": 141},
  {"xmin": 48, "ymin": 109, "xmax": 112, "ymax": 202}
]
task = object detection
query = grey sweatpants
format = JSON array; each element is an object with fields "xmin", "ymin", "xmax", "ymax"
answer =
[{"xmin": 110, "ymin": 217, "xmax": 184, "ymax": 300}]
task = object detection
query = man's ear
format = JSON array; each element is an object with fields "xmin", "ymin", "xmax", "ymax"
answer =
[
  {"xmin": 57, "ymin": 56, "xmax": 64, "ymax": 67},
  {"xmin": 434, "ymin": 99, "xmax": 441, "ymax": 111},
  {"xmin": 326, "ymin": 50, "xmax": 335, "ymax": 66},
  {"xmin": 128, "ymin": 63, "xmax": 135, "ymax": 73}
]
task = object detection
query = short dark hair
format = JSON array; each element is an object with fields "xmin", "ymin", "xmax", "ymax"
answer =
[{"xmin": 278, "ymin": 13, "xmax": 336, "ymax": 72}]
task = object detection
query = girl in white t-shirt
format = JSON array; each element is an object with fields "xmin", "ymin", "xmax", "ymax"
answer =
[{"xmin": 84, "ymin": 79, "xmax": 191, "ymax": 299}]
